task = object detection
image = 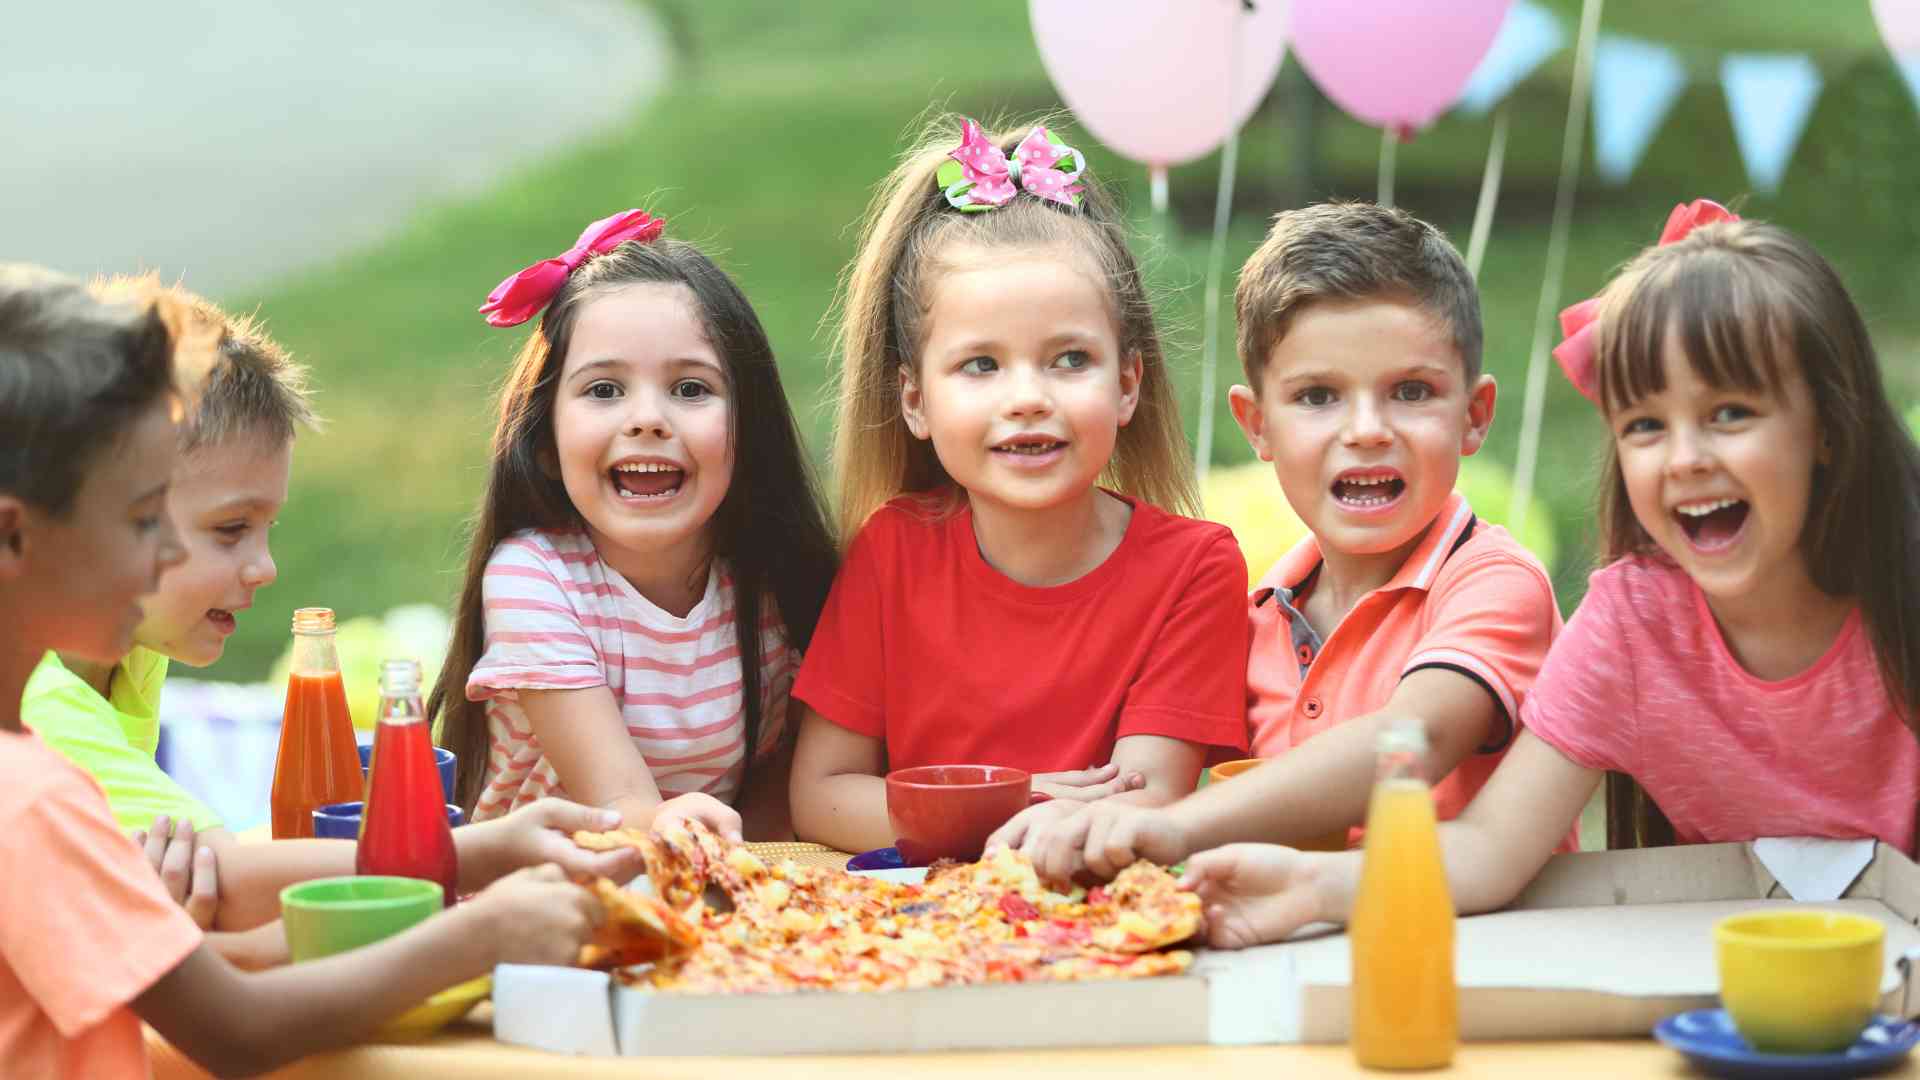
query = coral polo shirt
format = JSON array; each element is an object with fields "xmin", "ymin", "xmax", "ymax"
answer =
[{"xmin": 1247, "ymin": 493, "xmax": 1563, "ymax": 831}]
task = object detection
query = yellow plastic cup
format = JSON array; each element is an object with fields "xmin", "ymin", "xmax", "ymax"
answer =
[{"xmin": 1715, "ymin": 909, "xmax": 1884, "ymax": 1053}]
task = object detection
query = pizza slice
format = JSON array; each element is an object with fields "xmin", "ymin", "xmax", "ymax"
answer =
[{"xmin": 580, "ymin": 877, "xmax": 700, "ymax": 968}]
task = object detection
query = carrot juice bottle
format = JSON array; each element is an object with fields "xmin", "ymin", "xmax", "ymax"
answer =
[
  {"xmin": 357, "ymin": 659, "xmax": 458, "ymax": 905},
  {"xmin": 1348, "ymin": 718, "xmax": 1457, "ymax": 1069},
  {"xmin": 269, "ymin": 608, "xmax": 364, "ymax": 838}
]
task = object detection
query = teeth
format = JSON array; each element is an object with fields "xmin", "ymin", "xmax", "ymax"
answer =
[
  {"xmin": 614, "ymin": 462, "xmax": 680, "ymax": 474},
  {"xmin": 1341, "ymin": 475, "xmax": 1396, "ymax": 486},
  {"xmin": 1677, "ymin": 498, "xmax": 1741, "ymax": 516},
  {"xmin": 999, "ymin": 442, "xmax": 1062, "ymax": 455}
]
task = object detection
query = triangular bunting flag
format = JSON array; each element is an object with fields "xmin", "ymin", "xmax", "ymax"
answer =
[
  {"xmin": 1591, "ymin": 35, "xmax": 1689, "ymax": 185},
  {"xmin": 1721, "ymin": 54, "xmax": 1823, "ymax": 194},
  {"xmin": 1457, "ymin": 0, "xmax": 1565, "ymax": 115}
]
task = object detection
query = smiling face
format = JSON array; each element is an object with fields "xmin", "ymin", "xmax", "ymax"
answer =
[
  {"xmin": 1230, "ymin": 297, "xmax": 1494, "ymax": 575},
  {"xmin": 132, "ymin": 432, "xmax": 291, "ymax": 666},
  {"xmin": 1610, "ymin": 337, "xmax": 1824, "ymax": 607},
  {"xmin": 550, "ymin": 283, "xmax": 734, "ymax": 579},
  {"xmin": 15, "ymin": 403, "xmax": 188, "ymax": 664},
  {"xmin": 901, "ymin": 248, "xmax": 1140, "ymax": 520}
]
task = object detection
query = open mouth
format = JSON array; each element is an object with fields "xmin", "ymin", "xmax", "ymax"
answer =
[
  {"xmin": 1332, "ymin": 471, "xmax": 1405, "ymax": 510},
  {"xmin": 611, "ymin": 461, "xmax": 685, "ymax": 500},
  {"xmin": 207, "ymin": 609, "xmax": 236, "ymax": 634},
  {"xmin": 992, "ymin": 436, "xmax": 1067, "ymax": 458},
  {"xmin": 1674, "ymin": 497, "xmax": 1749, "ymax": 552}
]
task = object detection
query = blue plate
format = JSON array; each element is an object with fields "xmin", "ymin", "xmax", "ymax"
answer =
[
  {"xmin": 1653, "ymin": 1009, "xmax": 1920, "ymax": 1079},
  {"xmin": 846, "ymin": 847, "xmax": 909, "ymax": 872}
]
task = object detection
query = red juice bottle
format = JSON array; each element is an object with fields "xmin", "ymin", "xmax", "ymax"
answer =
[
  {"xmin": 269, "ymin": 608, "xmax": 365, "ymax": 839},
  {"xmin": 356, "ymin": 658, "xmax": 459, "ymax": 905}
]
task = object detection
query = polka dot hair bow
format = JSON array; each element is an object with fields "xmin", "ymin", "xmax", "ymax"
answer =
[
  {"xmin": 937, "ymin": 118, "xmax": 1087, "ymax": 212},
  {"xmin": 1551, "ymin": 198, "xmax": 1738, "ymax": 405},
  {"xmin": 478, "ymin": 208, "xmax": 666, "ymax": 327}
]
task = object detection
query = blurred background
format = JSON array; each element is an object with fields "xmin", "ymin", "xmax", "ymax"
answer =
[{"xmin": 7, "ymin": 1, "xmax": 1919, "ymax": 822}]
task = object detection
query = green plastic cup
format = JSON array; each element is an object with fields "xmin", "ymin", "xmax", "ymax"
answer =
[{"xmin": 281, "ymin": 876, "xmax": 443, "ymax": 963}]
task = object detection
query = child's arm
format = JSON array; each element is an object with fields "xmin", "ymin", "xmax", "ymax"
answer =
[
  {"xmin": 789, "ymin": 705, "xmax": 891, "ymax": 853},
  {"xmin": 134, "ymin": 864, "xmax": 601, "ymax": 1078},
  {"xmin": 195, "ymin": 799, "xmax": 646, "ymax": 931},
  {"xmin": 1183, "ymin": 731, "xmax": 1602, "ymax": 947}
]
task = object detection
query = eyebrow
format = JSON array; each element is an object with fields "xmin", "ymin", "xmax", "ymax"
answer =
[
  {"xmin": 1276, "ymin": 363, "xmax": 1456, "ymax": 384},
  {"xmin": 134, "ymin": 481, "xmax": 170, "ymax": 504},
  {"xmin": 205, "ymin": 495, "xmax": 280, "ymax": 516},
  {"xmin": 941, "ymin": 331, "xmax": 1102, "ymax": 356},
  {"xmin": 569, "ymin": 356, "xmax": 727, "ymax": 382}
]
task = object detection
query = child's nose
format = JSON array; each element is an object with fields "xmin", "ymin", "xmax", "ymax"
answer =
[
  {"xmin": 1341, "ymin": 397, "xmax": 1391, "ymax": 446},
  {"xmin": 622, "ymin": 395, "xmax": 672, "ymax": 438},
  {"xmin": 1002, "ymin": 366, "xmax": 1053, "ymax": 417},
  {"xmin": 1664, "ymin": 427, "xmax": 1715, "ymax": 475},
  {"xmin": 245, "ymin": 547, "xmax": 278, "ymax": 588}
]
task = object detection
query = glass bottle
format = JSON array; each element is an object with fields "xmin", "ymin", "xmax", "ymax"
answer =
[
  {"xmin": 1349, "ymin": 718, "xmax": 1458, "ymax": 1069},
  {"xmin": 356, "ymin": 659, "xmax": 459, "ymax": 906},
  {"xmin": 269, "ymin": 608, "xmax": 364, "ymax": 839}
]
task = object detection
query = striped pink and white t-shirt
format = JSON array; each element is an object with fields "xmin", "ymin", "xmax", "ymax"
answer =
[
  {"xmin": 465, "ymin": 529, "xmax": 797, "ymax": 822},
  {"xmin": 1524, "ymin": 556, "xmax": 1920, "ymax": 852}
]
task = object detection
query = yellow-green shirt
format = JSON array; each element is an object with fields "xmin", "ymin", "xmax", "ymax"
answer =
[{"xmin": 21, "ymin": 649, "xmax": 223, "ymax": 832}]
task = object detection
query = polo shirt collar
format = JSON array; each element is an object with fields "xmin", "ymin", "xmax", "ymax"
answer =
[{"xmin": 1254, "ymin": 491, "xmax": 1475, "ymax": 597}]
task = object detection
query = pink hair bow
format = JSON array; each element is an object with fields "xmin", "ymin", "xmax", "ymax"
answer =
[
  {"xmin": 1552, "ymin": 199, "xmax": 1739, "ymax": 404},
  {"xmin": 479, "ymin": 209, "xmax": 666, "ymax": 328},
  {"xmin": 942, "ymin": 119, "xmax": 1086, "ymax": 211}
]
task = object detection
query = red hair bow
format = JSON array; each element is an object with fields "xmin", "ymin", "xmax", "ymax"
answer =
[
  {"xmin": 479, "ymin": 209, "xmax": 666, "ymax": 328},
  {"xmin": 1551, "ymin": 199, "xmax": 1739, "ymax": 405}
]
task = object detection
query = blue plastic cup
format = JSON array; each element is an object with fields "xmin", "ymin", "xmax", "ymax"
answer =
[
  {"xmin": 359, "ymin": 743, "xmax": 456, "ymax": 804},
  {"xmin": 312, "ymin": 800, "xmax": 465, "ymax": 840}
]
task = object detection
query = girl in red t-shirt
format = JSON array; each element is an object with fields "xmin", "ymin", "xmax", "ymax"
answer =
[
  {"xmin": 1179, "ymin": 204, "xmax": 1920, "ymax": 949},
  {"xmin": 790, "ymin": 116, "xmax": 1251, "ymax": 856}
]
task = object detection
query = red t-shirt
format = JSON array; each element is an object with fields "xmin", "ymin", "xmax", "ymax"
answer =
[{"xmin": 794, "ymin": 492, "xmax": 1250, "ymax": 771}]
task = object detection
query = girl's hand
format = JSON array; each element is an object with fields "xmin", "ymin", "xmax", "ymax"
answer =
[
  {"xmin": 1179, "ymin": 844, "xmax": 1337, "ymax": 949},
  {"xmin": 460, "ymin": 800, "xmax": 647, "ymax": 890},
  {"xmin": 132, "ymin": 815, "xmax": 220, "ymax": 930},
  {"xmin": 984, "ymin": 798, "xmax": 1085, "ymax": 871},
  {"xmin": 1032, "ymin": 763, "xmax": 1145, "ymax": 803},
  {"xmin": 651, "ymin": 792, "xmax": 744, "ymax": 843},
  {"xmin": 463, "ymin": 864, "xmax": 606, "ymax": 968}
]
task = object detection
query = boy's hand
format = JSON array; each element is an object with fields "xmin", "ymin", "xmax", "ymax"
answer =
[
  {"xmin": 463, "ymin": 864, "xmax": 606, "ymax": 968},
  {"xmin": 1031, "ymin": 762, "xmax": 1144, "ymax": 803},
  {"xmin": 989, "ymin": 800, "xmax": 1189, "ymax": 884},
  {"xmin": 460, "ymin": 800, "xmax": 646, "ymax": 890},
  {"xmin": 651, "ymin": 792, "xmax": 743, "ymax": 843},
  {"xmin": 133, "ymin": 815, "xmax": 219, "ymax": 930},
  {"xmin": 1180, "ymin": 844, "xmax": 1338, "ymax": 949}
]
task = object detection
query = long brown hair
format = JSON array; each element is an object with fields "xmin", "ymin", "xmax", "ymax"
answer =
[
  {"xmin": 1587, "ymin": 220, "xmax": 1920, "ymax": 849},
  {"xmin": 431, "ymin": 239, "xmax": 838, "ymax": 814},
  {"xmin": 827, "ymin": 113, "xmax": 1198, "ymax": 541}
]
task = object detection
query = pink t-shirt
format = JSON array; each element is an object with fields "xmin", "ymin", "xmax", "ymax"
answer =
[
  {"xmin": 466, "ymin": 529, "xmax": 797, "ymax": 821},
  {"xmin": 1524, "ymin": 556, "xmax": 1920, "ymax": 851},
  {"xmin": 0, "ymin": 729, "xmax": 203, "ymax": 1079}
]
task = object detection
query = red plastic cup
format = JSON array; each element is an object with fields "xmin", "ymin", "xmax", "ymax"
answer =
[{"xmin": 885, "ymin": 764, "xmax": 1035, "ymax": 865}]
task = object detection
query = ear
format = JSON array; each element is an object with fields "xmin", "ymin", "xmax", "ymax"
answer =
[
  {"xmin": 1227, "ymin": 384, "xmax": 1271, "ymax": 461},
  {"xmin": 1461, "ymin": 374, "xmax": 1497, "ymax": 457},
  {"xmin": 898, "ymin": 364, "xmax": 930, "ymax": 441},
  {"xmin": 1114, "ymin": 350, "xmax": 1144, "ymax": 427},
  {"xmin": 0, "ymin": 496, "xmax": 26, "ymax": 584}
]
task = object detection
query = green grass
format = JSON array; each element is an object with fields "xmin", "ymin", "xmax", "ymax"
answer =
[{"xmin": 205, "ymin": 0, "xmax": 1920, "ymax": 680}]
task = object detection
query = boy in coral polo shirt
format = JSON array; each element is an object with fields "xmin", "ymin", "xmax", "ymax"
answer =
[{"xmin": 997, "ymin": 203, "xmax": 1570, "ymax": 881}]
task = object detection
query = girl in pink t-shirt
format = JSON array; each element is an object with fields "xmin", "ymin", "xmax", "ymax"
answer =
[
  {"xmin": 1177, "ymin": 203, "xmax": 1920, "ymax": 949},
  {"xmin": 431, "ymin": 210, "xmax": 837, "ymax": 837}
]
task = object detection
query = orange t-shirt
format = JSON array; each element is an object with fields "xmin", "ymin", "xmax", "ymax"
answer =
[
  {"xmin": 1247, "ymin": 494, "xmax": 1568, "ymax": 840},
  {"xmin": 0, "ymin": 728, "xmax": 202, "ymax": 1079}
]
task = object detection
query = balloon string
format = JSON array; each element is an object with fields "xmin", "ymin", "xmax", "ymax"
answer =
[
  {"xmin": 1512, "ymin": 0, "xmax": 1604, "ymax": 538},
  {"xmin": 1465, "ymin": 104, "xmax": 1510, "ymax": 281},
  {"xmin": 1197, "ymin": 129, "xmax": 1241, "ymax": 485},
  {"xmin": 1377, "ymin": 127, "xmax": 1397, "ymax": 208}
]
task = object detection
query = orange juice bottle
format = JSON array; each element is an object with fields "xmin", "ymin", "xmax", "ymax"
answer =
[
  {"xmin": 269, "ymin": 608, "xmax": 365, "ymax": 839},
  {"xmin": 1349, "ymin": 718, "xmax": 1457, "ymax": 1069}
]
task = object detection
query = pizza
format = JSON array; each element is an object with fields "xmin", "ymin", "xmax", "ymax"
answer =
[{"xmin": 570, "ymin": 821, "xmax": 1201, "ymax": 994}]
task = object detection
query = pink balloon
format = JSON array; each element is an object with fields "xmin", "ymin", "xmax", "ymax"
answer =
[
  {"xmin": 1872, "ymin": 0, "xmax": 1920, "ymax": 54},
  {"xmin": 1030, "ymin": 0, "xmax": 1289, "ymax": 168},
  {"xmin": 1290, "ymin": 0, "xmax": 1510, "ymax": 135}
]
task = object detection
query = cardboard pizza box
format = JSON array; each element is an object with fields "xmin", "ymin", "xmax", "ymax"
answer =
[{"xmin": 492, "ymin": 839, "xmax": 1920, "ymax": 1056}]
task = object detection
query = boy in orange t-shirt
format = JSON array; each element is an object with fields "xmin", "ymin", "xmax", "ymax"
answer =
[
  {"xmin": 0, "ymin": 266, "xmax": 637, "ymax": 1079},
  {"xmin": 992, "ymin": 204, "xmax": 1567, "ymax": 881}
]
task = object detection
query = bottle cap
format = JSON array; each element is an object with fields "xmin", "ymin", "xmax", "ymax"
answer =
[
  {"xmin": 379, "ymin": 658, "xmax": 422, "ymax": 697},
  {"xmin": 291, "ymin": 607, "xmax": 335, "ymax": 633},
  {"xmin": 1376, "ymin": 716, "xmax": 1429, "ymax": 755}
]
